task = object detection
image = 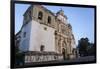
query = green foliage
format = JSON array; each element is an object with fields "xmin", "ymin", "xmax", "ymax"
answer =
[
  {"xmin": 15, "ymin": 46, "xmax": 24, "ymax": 65},
  {"xmin": 78, "ymin": 37, "xmax": 95, "ymax": 56}
]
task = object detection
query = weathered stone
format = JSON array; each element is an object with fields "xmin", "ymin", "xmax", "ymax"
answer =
[{"xmin": 15, "ymin": 5, "xmax": 77, "ymax": 63}]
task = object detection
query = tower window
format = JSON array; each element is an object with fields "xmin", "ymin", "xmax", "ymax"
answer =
[
  {"xmin": 40, "ymin": 45, "xmax": 45, "ymax": 51},
  {"xmin": 48, "ymin": 16, "xmax": 51, "ymax": 24},
  {"xmin": 38, "ymin": 11, "xmax": 43, "ymax": 20},
  {"xmin": 23, "ymin": 32, "xmax": 26, "ymax": 38}
]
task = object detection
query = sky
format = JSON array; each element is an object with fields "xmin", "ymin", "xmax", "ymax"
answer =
[{"xmin": 15, "ymin": 4, "xmax": 95, "ymax": 45}]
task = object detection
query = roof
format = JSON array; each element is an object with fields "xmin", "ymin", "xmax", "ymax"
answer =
[
  {"xmin": 23, "ymin": 5, "xmax": 33, "ymax": 16},
  {"xmin": 23, "ymin": 5, "xmax": 67, "ymax": 19},
  {"xmin": 15, "ymin": 30, "xmax": 21, "ymax": 36}
]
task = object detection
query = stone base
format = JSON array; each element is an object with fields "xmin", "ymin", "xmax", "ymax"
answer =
[
  {"xmin": 23, "ymin": 51, "xmax": 63, "ymax": 63},
  {"xmin": 69, "ymin": 54, "xmax": 76, "ymax": 59}
]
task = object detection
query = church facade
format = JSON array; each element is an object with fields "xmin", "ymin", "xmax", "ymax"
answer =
[{"xmin": 15, "ymin": 5, "xmax": 77, "ymax": 63}]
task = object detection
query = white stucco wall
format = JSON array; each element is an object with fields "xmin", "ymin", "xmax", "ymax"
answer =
[
  {"xmin": 29, "ymin": 20, "xmax": 56, "ymax": 52},
  {"xmin": 19, "ymin": 21, "xmax": 32, "ymax": 52}
]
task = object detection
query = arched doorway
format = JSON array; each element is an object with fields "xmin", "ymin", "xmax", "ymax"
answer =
[
  {"xmin": 61, "ymin": 40, "xmax": 67, "ymax": 60},
  {"xmin": 62, "ymin": 48, "xmax": 66, "ymax": 60}
]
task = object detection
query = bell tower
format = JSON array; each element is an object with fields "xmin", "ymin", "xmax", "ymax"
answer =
[{"xmin": 56, "ymin": 9, "xmax": 68, "ymax": 24}]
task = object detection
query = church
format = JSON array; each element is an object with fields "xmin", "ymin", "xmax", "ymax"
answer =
[{"xmin": 15, "ymin": 5, "xmax": 78, "ymax": 63}]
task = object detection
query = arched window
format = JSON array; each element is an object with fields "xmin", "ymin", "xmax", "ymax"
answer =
[
  {"xmin": 54, "ymin": 31, "xmax": 57, "ymax": 35},
  {"xmin": 62, "ymin": 48, "xmax": 66, "ymax": 60},
  {"xmin": 23, "ymin": 32, "xmax": 26, "ymax": 38},
  {"xmin": 48, "ymin": 16, "xmax": 51, "ymax": 23},
  {"xmin": 40, "ymin": 45, "xmax": 45, "ymax": 51},
  {"xmin": 38, "ymin": 11, "xmax": 43, "ymax": 20}
]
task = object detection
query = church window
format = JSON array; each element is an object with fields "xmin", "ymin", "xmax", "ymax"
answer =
[
  {"xmin": 48, "ymin": 16, "xmax": 51, "ymax": 24},
  {"xmin": 38, "ymin": 11, "xmax": 43, "ymax": 20},
  {"xmin": 55, "ymin": 31, "xmax": 57, "ymax": 35},
  {"xmin": 44, "ymin": 27, "xmax": 47, "ymax": 30},
  {"xmin": 40, "ymin": 45, "xmax": 45, "ymax": 51},
  {"xmin": 23, "ymin": 32, "xmax": 26, "ymax": 38}
]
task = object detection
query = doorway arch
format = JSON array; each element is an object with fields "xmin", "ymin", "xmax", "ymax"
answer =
[
  {"xmin": 62, "ymin": 40, "xmax": 67, "ymax": 60},
  {"xmin": 62, "ymin": 48, "xmax": 66, "ymax": 60}
]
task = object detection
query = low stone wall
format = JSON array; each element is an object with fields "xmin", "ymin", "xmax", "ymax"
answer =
[{"xmin": 24, "ymin": 51, "xmax": 63, "ymax": 63}]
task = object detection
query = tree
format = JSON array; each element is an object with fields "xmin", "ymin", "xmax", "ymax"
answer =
[
  {"xmin": 78, "ymin": 38, "xmax": 89, "ymax": 56},
  {"xmin": 78, "ymin": 37, "xmax": 95, "ymax": 57},
  {"xmin": 15, "ymin": 46, "xmax": 24, "ymax": 66},
  {"xmin": 87, "ymin": 43, "xmax": 95, "ymax": 56}
]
